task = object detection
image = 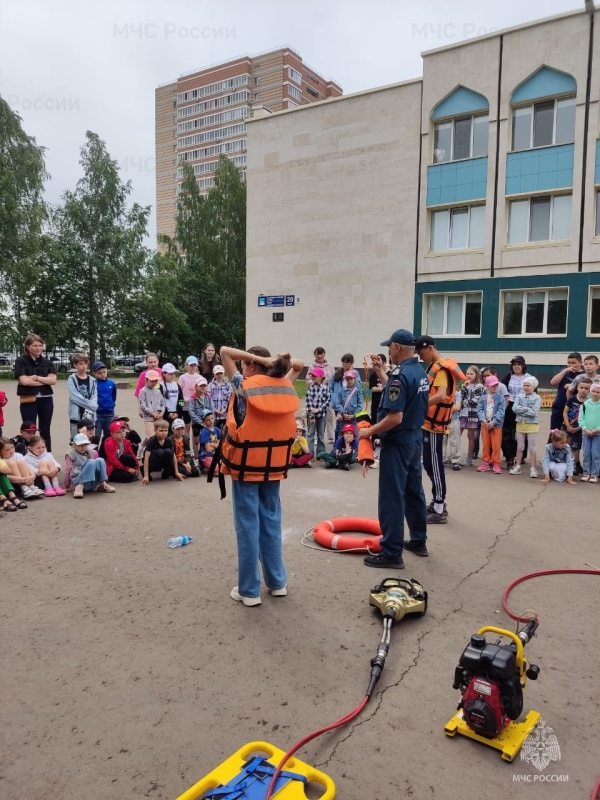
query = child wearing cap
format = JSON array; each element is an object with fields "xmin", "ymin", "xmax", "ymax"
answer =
[
  {"xmin": 168, "ymin": 418, "xmax": 200, "ymax": 477},
  {"xmin": 67, "ymin": 353, "xmax": 98, "ymax": 441},
  {"xmin": 332, "ymin": 370, "xmax": 362, "ymax": 440},
  {"xmin": 93, "ymin": 361, "xmax": 117, "ymax": 440},
  {"xmin": 189, "ymin": 378, "xmax": 214, "ymax": 458},
  {"xmin": 305, "ymin": 366, "xmax": 330, "ymax": 456},
  {"xmin": 579, "ymin": 381, "xmax": 600, "ymax": 482},
  {"xmin": 198, "ymin": 410, "xmax": 221, "ymax": 473},
  {"xmin": 103, "ymin": 420, "xmax": 139, "ymax": 483},
  {"xmin": 476, "ymin": 375, "xmax": 506, "ymax": 474},
  {"xmin": 178, "ymin": 356, "xmax": 201, "ymax": 435},
  {"xmin": 510, "ymin": 377, "xmax": 542, "ymax": 478},
  {"xmin": 290, "ymin": 418, "xmax": 313, "ymax": 468},
  {"xmin": 24, "ymin": 434, "xmax": 66, "ymax": 496},
  {"xmin": 133, "ymin": 353, "xmax": 163, "ymax": 402},
  {"xmin": 318, "ymin": 423, "xmax": 358, "ymax": 470},
  {"xmin": 138, "ymin": 370, "xmax": 166, "ymax": 438},
  {"xmin": 207, "ymin": 364, "xmax": 232, "ymax": 427},
  {"xmin": 11, "ymin": 421, "xmax": 38, "ymax": 456},
  {"xmin": 160, "ymin": 363, "xmax": 184, "ymax": 431},
  {"xmin": 64, "ymin": 433, "xmax": 115, "ymax": 498}
]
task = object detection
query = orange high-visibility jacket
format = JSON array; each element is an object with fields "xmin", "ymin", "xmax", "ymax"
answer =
[
  {"xmin": 423, "ymin": 358, "xmax": 466, "ymax": 433},
  {"xmin": 221, "ymin": 375, "xmax": 299, "ymax": 481}
]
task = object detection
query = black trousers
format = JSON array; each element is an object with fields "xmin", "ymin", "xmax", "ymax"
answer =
[
  {"xmin": 177, "ymin": 460, "xmax": 200, "ymax": 477},
  {"xmin": 422, "ymin": 430, "xmax": 446, "ymax": 504},
  {"xmin": 109, "ymin": 453, "xmax": 139, "ymax": 483},
  {"xmin": 143, "ymin": 449, "xmax": 175, "ymax": 477},
  {"xmin": 19, "ymin": 397, "xmax": 54, "ymax": 452},
  {"xmin": 502, "ymin": 402, "xmax": 528, "ymax": 462}
]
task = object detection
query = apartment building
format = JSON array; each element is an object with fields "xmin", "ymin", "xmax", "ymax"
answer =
[
  {"xmin": 155, "ymin": 47, "xmax": 342, "ymax": 239},
  {"xmin": 245, "ymin": 7, "xmax": 600, "ymax": 383}
]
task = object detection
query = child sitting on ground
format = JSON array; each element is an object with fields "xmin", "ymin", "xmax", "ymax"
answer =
[
  {"xmin": 318, "ymin": 423, "xmax": 358, "ymax": 470},
  {"xmin": 0, "ymin": 458, "xmax": 28, "ymax": 510},
  {"xmin": 290, "ymin": 418, "xmax": 313, "ymax": 468},
  {"xmin": 168, "ymin": 418, "xmax": 199, "ymax": 478},
  {"xmin": 24, "ymin": 434, "xmax": 66, "ymax": 496},
  {"xmin": 476, "ymin": 375, "xmax": 506, "ymax": 474},
  {"xmin": 510, "ymin": 376, "xmax": 542, "ymax": 478},
  {"xmin": 563, "ymin": 377, "xmax": 591, "ymax": 475},
  {"xmin": 198, "ymin": 410, "xmax": 221, "ymax": 473},
  {"xmin": 64, "ymin": 433, "xmax": 115, "ymax": 498},
  {"xmin": 138, "ymin": 370, "xmax": 166, "ymax": 439},
  {"xmin": 11, "ymin": 421, "xmax": 38, "ymax": 455},
  {"xmin": 541, "ymin": 430, "xmax": 575, "ymax": 484},
  {"xmin": 0, "ymin": 437, "xmax": 44, "ymax": 498},
  {"xmin": 141, "ymin": 420, "xmax": 185, "ymax": 485},
  {"xmin": 103, "ymin": 420, "xmax": 139, "ymax": 483}
]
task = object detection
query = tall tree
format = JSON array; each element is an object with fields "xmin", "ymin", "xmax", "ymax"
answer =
[
  {"xmin": 0, "ymin": 96, "xmax": 48, "ymax": 344},
  {"xmin": 47, "ymin": 131, "xmax": 150, "ymax": 361}
]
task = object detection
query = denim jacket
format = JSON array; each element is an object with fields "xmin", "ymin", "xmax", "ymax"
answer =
[
  {"xmin": 477, "ymin": 391, "xmax": 506, "ymax": 428},
  {"xmin": 512, "ymin": 392, "xmax": 541, "ymax": 424}
]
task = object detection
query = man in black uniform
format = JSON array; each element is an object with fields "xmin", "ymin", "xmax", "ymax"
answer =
[{"xmin": 359, "ymin": 329, "xmax": 430, "ymax": 569}]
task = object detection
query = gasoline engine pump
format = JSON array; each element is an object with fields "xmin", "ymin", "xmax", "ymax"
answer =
[{"xmin": 444, "ymin": 620, "xmax": 541, "ymax": 761}]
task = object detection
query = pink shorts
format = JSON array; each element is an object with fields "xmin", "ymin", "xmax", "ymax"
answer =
[{"xmin": 460, "ymin": 418, "xmax": 478, "ymax": 430}]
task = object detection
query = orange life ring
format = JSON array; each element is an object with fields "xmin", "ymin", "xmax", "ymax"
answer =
[{"xmin": 313, "ymin": 517, "xmax": 382, "ymax": 552}]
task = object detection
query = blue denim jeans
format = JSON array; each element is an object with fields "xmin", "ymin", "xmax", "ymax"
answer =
[
  {"xmin": 231, "ymin": 480, "xmax": 287, "ymax": 598},
  {"xmin": 72, "ymin": 458, "xmax": 108, "ymax": 492},
  {"xmin": 582, "ymin": 434, "xmax": 600, "ymax": 476},
  {"xmin": 95, "ymin": 412, "xmax": 114, "ymax": 440},
  {"xmin": 307, "ymin": 415, "xmax": 326, "ymax": 456}
]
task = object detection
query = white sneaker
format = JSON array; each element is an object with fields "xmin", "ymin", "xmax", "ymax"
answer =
[
  {"xmin": 529, "ymin": 468, "xmax": 539, "ymax": 479},
  {"xmin": 509, "ymin": 466, "xmax": 522, "ymax": 475},
  {"xmin": 270, "ymin": 586, "xmax": 288, "ymax": 597},
  {"xmin": 22, "ymin": 486, "xmax": 36, "ymax": 498},
  {"xmin": 230, "ymin": 586, "xmax": 261, "ymax": 606},
  {"xmin": 369, "ymin": 460, "xmax": 380, "ymax": 469}
]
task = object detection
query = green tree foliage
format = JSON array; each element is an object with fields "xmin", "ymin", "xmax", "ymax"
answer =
[
  {"xmin": 0, "ymin": 96, "xmax": 48, "ymax": 344},
  {"xmin": 163, "ymin": 156, "xmax": 246, "ymax": 352},
  {"xmin": 38, "ymin": 131, "xmax": 150, "ymax": 361}
]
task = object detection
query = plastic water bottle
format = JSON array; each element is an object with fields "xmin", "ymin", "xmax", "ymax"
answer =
[{"xmin": 168, "ymin": 536, "xmax": 193, "ymax": 548}]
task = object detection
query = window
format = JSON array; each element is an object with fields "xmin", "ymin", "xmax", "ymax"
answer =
[
  {"xmin": 306, "ymin": 85, "xmax": 319, "ymax": 98},
  {"xmin": 288, "ymin": 67, "xmax": 302, "ymax": 85},
  {"xmin": 501, "ymin": 288, "xmax": 568, "ymax": 336},
  {"xmin": 433, "ymin": 114, "xmax": 488, "ymax": 163},
  {"xmin": 596, "ymin": 190, "xmax": 600, "ymax": 237},
  {"xmin": 424, "ymin": 293, "xmax": 482, "ymax": 336},
  {"xmin": 508, "ymin": 194, "xmax": 571, "ymax": 243},
  {"xmin": 288, "ymin": 84, "xmax": 301, "ymax": 102},
  {"xmin": 511, "ymin": 97, "xmax": 575, "ymax": 150},
  {"xmin": 589, "ymin": 287, "xmax": 600, "ymax": 335},
  {"xmin": 430, "ymin": 205, "xmax": 485, "ymax": 251},
  {"xmin": 254, "ymin": 77, "xmax": 260, "ymax": 85}
]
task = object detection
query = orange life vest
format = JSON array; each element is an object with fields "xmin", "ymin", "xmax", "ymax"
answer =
[
  {"xmin": 357, "ymin": 419, "xmax": 375, "ymax": 465},
  {"xmin": 423, "ymin": 358, "xmax": 466, "ymax": 433},
  {"xmin": 220, "ymin": 375, "xmax": 300, "ymax": 481}
]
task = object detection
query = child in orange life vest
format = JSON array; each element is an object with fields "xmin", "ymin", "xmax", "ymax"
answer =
[
  {"xmin": 355, "ymin": 410, "xmax": 374, "ymax": 477},
  {"xmin": 220, "ymin": 345, "xmax": 303, "ymax": 607},
  {"xmin": 290, "ymin": 418, "xmax": 313, "ymax": 467}
]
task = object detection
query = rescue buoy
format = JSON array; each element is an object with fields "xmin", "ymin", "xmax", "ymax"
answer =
[{"xmin": 313, "ymin": 517, "xmax": 382, "ymax": 552}]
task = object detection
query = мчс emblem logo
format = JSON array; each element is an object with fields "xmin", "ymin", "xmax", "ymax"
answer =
[{"xmin": 520, "ymin": 720, "xmax": 561, "ymax": 771}]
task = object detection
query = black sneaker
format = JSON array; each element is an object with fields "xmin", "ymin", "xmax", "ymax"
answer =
[
  {"xmin": 427, "ymin": 511, "xmax": 447, "ymax": 525},
  {"xmin": 427, "ymin": 502, "xmax": 448, "ymax": 517},
  {"xmin": 452, "ymin": 464, "xmax": 461, "ymax": 471},
  {"xmin": 363, "ymin": 554, "xmax": 405, "ymax": 569},
  {"xmin": 403, "ymin": 540, "xmax": 429, "ymax": 557}
]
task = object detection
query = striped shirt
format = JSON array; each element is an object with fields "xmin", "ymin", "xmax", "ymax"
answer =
[{"xmin": 207, "ymin": 379, "xmax": 232, "ymax": 417}]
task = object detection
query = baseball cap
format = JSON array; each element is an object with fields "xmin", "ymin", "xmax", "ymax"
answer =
[
  {"xmin": 72, "ymin": 433, "xmax": 91, "ymax": 445},
  {"xmin": 185, "ymin": 356, "xmax": 199, "ymax": 365},
  {"xmin": 172, "ymin": 418, "xmax": 185, "ymax": 430},
  {"xmin": 485, "ymin": 375, "xmax": 499, "ymax": 387},
  {"xmin": 511, "ymin": 355, "xmax": 526, "ymax": 364},
  {"xmin": 92, "ymin": 361, "xmax": 106, "ymax": 372},
  {"xmin": 344, "ymin": 370, "xmax": 357, "ymax": 379},
  {"xmin": 161, "ymin": 362, "xmax": 178, "ymax": 373},
  {"xmin": 414, "ymin": 335, "xmax": 436, "ymax": 351},
  {"xmin": 309, "ymin": 366, "xmax": 325, "ymax": 378},
  {"xmin": 113, "ymin": 415, "xmax": 129, "ymax": 423},
  {"xmin": 109, "ymin": 420, "xmax": 126, "ymax": 433},
  {"xmin": 341, "ymin": 424, "xmax": 355, "ymax": 434},
  {"xmin": 146, "ymin": 369, "xmax": 160, "ymax": 381},
  {"xmin": 200, "ymin": 408, "xmax": 214, "ymax": 420},
  {"xmin": 20, "ymin": 421, "xmax": 38, "ymax": 432},
  {"xmin": 213, "ymin": 364, "xmax": 225, "ymax": 375},
  {"xmin": 195, "ymin": 376, "xmax": 208, "ymax": 386},
  {"xmin": 380, "ymin": 328, "xmax": 416, "ymax": 347}
]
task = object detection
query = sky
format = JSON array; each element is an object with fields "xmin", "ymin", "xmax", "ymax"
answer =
[{"xmin": 0, "ymin": 0, "xmax": 585, "ymax": 243}]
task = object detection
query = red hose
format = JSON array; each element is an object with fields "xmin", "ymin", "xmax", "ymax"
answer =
[
  {"xmin": 264, "ymin": 695, "xmax": 369, "ymax": 800},
  {"xmin": 502, "ymin": 568, "xmax": 600, "ymax": 622}
]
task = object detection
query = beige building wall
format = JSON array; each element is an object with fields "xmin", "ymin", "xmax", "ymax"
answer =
[
  {"xmin": 155, "ymin": 83, "xmax": 177, "ymax": 240},
  {"xmin": 245, "ymin": 81, "xmax": 422, "ymax": 364}
]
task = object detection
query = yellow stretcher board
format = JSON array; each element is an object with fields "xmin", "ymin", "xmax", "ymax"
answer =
[{"xmin": 175, "ymin": 740, "xmax": 336, "ymax": 800}]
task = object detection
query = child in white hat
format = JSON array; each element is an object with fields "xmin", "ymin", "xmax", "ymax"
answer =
[{"xmin": 510, "ymin": 376, "xmax": 541, "ymax": 478}]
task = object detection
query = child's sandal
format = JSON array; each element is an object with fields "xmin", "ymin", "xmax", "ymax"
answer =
[
  {"xmin": 1, "ymin": 498, "xmax": 18, "ymax": 512},
  {"xmin": 581, "ymin": 475, "xmax": 590, "ymax": 482},
  {"xmin": 11, "ymin": 497, "xmax": 28, "ymax": 510},
  {"xmin": 589, "ymin": 476, "xmax": 598, "ymax": 483}
]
